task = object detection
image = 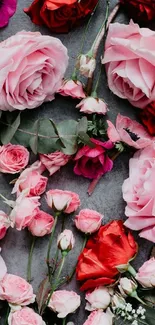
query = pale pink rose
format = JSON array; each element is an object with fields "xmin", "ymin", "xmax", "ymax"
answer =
[
  {"xmin": 85, "ymin": 286, "xmax": 111, "ymax": 311},
  {"xmin": 58, "ymin": 79, "xmax": 86, "ymax": 99},
  {"xmin": 0, "ymin": 253, "xmax": 7, "ymax": 281},
  {"xmin": 136, "ymin": 258, "xmax": 155, "ymax": 287},
  {"xmin": 0, "ymin": 144, "xmax": 29, "ymax": 174},
  {"xmin": 46, "ymin": 189, "xmax": 80, "ymax": 213},
  {"xmin": 8, "ymin": 307, "xmax": 45, "ymax": 325},
  {"xmin": 122, "ymin": 143, "xmax": 155, "ymax": 242},
  {"xmin": 0, "ymin": 31, "xmax": 68, "ymax": 111},
  {"xmin": 0, "ymin": 211, "xmax": 10, "ymax": 239},
  {"xmin": 76, "ymin": 97, "xmax": 108, "ymax": 115},
  {"xmin": 76, "ymin": 55, "xmax": 96, "ymax": 78},
  {"xmin": 107, "ymin": 114, "xmax": 153, "ymax": 149},
  {"xmin": 12, "ymin": 161, "xmax": 47, "ymax": 197},
  {"xmin": 48, "ymin": 290, "xmax": 81, "ymax": 318},
  {"xmin": 0, "ymin": 274, "xmax": 35, "ymax": 305},
  {"xmin": 83, "ymin": 309, "xmax": 113, "ymax": 325},
  {"xmin": 57, "ymin": 229, "xmax": 75, "ymax": 251},
  {"xmin": 75, "ymin": 209, "xmax": 103, "ymax": 234},
  {"xmin": 10, "ymin": 193, "xmax": 40, "ymax": 230},
  {"xmin": 103, "ymin": 21, "xmax": 155, "ymax": 108},
  {"xmin": 118, "ymin": 277, "xmax": 137, "ymax": 297},
  {"xmin": 28, "ymin": 209, "xmax": 54, "ymax": 237},
  {"xmin": 40, "ymin": 151, "xmax": 70, "ymax": 176}
]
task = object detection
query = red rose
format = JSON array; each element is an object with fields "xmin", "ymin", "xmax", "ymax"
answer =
[
  {"xmin": 76, "ymin": 220, "xmax": 137, "ymax": 291},
  {"xmin": 120, "ymin": 0, "xmax": 155, "ymax": 23},
  {"xmin": 24, "ymin": 0, "xmax": 98, "ymax": 33},
  {"xmin": 139, "ymin": 103, "xmax": 155, "ymax": 136}
]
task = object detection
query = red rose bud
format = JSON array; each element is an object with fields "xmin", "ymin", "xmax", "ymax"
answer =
[
  {"xmin": 139, "ymin": 103, "xmax": 155, "ymax": 136},
  {"xmin": 120, "ymin": 0, "xmax": 155, "ymax": 23}
]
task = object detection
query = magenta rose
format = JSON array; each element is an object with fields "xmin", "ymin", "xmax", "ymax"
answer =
[
  {"xmin": 48, "ymin": 290, "xmax": 81, "ymax": 318},
  {"xmin": 40, "ymin": 151, "xmax": 70, "ymax": 176},
  {"xmin": 58, "ymin": 79, "xmax": 86, "ymax": 99},
  {"xmin": 12, "ymin": 161, "xmax": 47, "ymax": 197},
  {"xmin": 0, "ymin": 0, "xmax": 17, "ymax": 28},
  {"xmin": 75, "ymin": 209, "xmax": 103, "ymax": 234},
  {"xmin": 74, "ymin": 139, "xmax": 113, "ymax": 179},
  {"xmin": 122, "ymin": 143, "xmax": 155, "ymax": 242},
  {"xmin": 0, "ymin": 31, "xmax": 68, "ymax": 111},
  {"xmin": 0, "ymin": 274, "xmax": 35, "ymax": 305},
  {"xmin": 0, "ymin": 144, "xmax": 29, "ymax": 174},
  {"xmin": 8, "ymin": 307, "xmax": 45, "ymax": 325},
  {"xmin": 103, "ymin": 21, "xmax": 155, "ymax": 109},
  {"xmin": 46, "ymin": 189, "xmax": 80, "ymax": 213},
  {"xmin": 0, "ymin": 211, "xmax": 10, "ymax": 239},
  {"xmin": 136, "ymin": 258, "xmax": 155, "ymax": 287},
  {"xmin": 28, "ymin": 209, "xmax": 54, "ymax": 237}
]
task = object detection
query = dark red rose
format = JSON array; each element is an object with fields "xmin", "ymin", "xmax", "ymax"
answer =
[
  {"xmin": 120, "ymin": 0, "xmax": 155, "ymax": 23},
  {"xmin": 76, "ymin": 220, "xmax": 137, "ymax": 291},
  {"xmin": 24, "ymin": 0, "xmax": 98, "ymax": 33},
  {"xmin": 139, "ymin": 103, "xmax": 155, "ymax": 136}
]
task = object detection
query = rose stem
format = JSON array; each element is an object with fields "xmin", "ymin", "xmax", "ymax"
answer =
[
  {"xmin": 127, "ymin": 264, "xmax": 137, "ymax": 277},
  {"xmin": 86, "ymin": 2, "xmax": 120, "ymax": 95},
  {"xmin": 27, "ymin": 236, "xmax": 36, "ymax": 283},
  {"xmin": 62, "ymin": 317, "xmax": 66, "ymax": 325},
  {"xmin": 46, "ymin": 214, "xmax": 59, "ymax": 283},
  {"xmin": 51, "ymin": 213, "xmax": 65, "ymax": 276}
]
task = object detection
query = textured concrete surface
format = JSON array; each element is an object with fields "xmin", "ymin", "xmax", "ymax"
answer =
[{"xmin": 0, "ymin": 0, "xmax": 153, "ymax": 324}]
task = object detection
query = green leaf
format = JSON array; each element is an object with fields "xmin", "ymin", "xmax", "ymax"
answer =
[
  {"xmin": 77, "ymin": 117, "xmax": 88, "ymax": 134},
  {"xmin": 29, "ymin": 119, "xmax": 39, "ymax": 155},
  {"xmin": 0, "ymin": 113, "xmax": 21, "ymax": 144},
  {"xmin": 36, "ymin": 118, "xmax": 59, "ymax": 154},
  {"xmin": 57, "ymin": 120, "xmax": 78, "ymax": 155},
  {"xmin": 140, "ymin": 288, "xmax": 155, "ymax": 307},
  {"xmin": 78, "ymin": 131, "xmax": 95, "ymax": 148},
  {"xmin": 145, "ymin": 306, "xmax": 155, "ymax": 325},
  {"xmin": 36, "ymin": 277, "xmax": 50, "ymax": 314}
]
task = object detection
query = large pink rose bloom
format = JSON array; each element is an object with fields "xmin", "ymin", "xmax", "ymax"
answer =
[
  {"xmin": 8, "ymin": 307, "xmax": 45, "ymax": 325},
  {"xmin": 28, "ymin": 209, "xmax": 54, "ymax": 237},
  {"xmin": 0, "ymin": 144, "xmax": 29, "ymax": 174},
  {"xmin": 74, "ymin": 139, "xmax": 113, "ymax": 179},
  {"xmin": 40, "ymin": 151, "xmax": 70, "ymax": 176},
  {"xmin": 12, "ymin": 161, "xmax": 47, "ymax": 197},
  {"xmin": 103, "ymin": 21, "xmax": 155, "ymax": 108},
  {"xmin": 0, "ymin": 31, "xmax": 68, "ymax": 111},
  {"xmin": 48, "ymin": 290, "xmax": 81, "ymax": 318},
  {"xmin": 0, "ymin": 274, "xmax": 35, "ymax": 305},
  {"xmin": 122, "ymin": 144, "xmax": 155, "ymax": 242},
  {"xmin": 107, "ymin": 114, "xmax": 153, "ymax": 149},
  {"xmin": 136, "ymin": 258, "xmax": 155, "ymax": 288}
]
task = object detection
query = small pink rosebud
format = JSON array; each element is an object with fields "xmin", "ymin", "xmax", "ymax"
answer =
[
  {"xmin": 75, "ymin": 209, "xmax": 103, "ymax": 234},
  {"xmin": 58, "ymin": 79, "xmax": 86, "ymax": 99},
  {"xmin": 118, "ymin": 277, "xmax": 137, "ymax": 297},
  {"xmin": 57, "ymin": 229, "xmax": 75, "ymax": 252},
  {"xmin": 76, "ymin": 97, "xmax": 108, "ymax": 115},
  {"xmin": 76, "ymin": 54, "xmax": 96, "ymax": 78}
]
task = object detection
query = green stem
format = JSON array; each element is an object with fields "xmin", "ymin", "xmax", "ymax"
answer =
[
  {"xmin": 62, "ymin": 318, "xmax": 66, "ymax": 325},
  {"xmin": 46, "ymin": 215, "xmax": 58, "ymax": 282},
  {"xmin": 131, "ymin": 291, "xmax": 146, "ymax": 305},
  {"xmin": 4, "ymin": 306, "xmax": 10, "ymax": 325},
  {"xmin": 128, "ymin": 264, "xmax": 137, "ymax": 277},
  {"xmin": 27, "ymin": 236, "xmax": 36, "ymax": 283}
]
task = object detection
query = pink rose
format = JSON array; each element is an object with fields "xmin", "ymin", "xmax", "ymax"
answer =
[
  {"xmin": 0, "ymin": 253, "xmax": 7, "ymax": 281},
  {"xmin": 103, "ymin": 21, "xmax": 155, "ymax": 109},
  {"xmin": 28, "ymin": 209, "xmax": 54, "ymax": 237},
  {"xmin": 12, "ymin": 161, "xmax": 47, "ymax": 197},
  {"xmin": 46, "ymin": 189, "xmax": 80, "ymax": 213},
  {"xmin": 48, "ymin": 290, "xmax": 81, "ymax": 318},
  {"xmin": 0, "ymin": 31, "xmax": 68, "ymax": 111},
  {"xmin": 85, "ymin": 286, "xmax": 111, "ymax": 311},
  {"xmin": 8, "ymin": 307, "xmax": 45, "ymax": 325},
  {"xmin": 107, "ymin": 114, "xmax": 153, "ymax": 149},
  {"xmin": 10, "ymin": 193, "xmax": 40, "ymax": 230},
  {"xmin": 0, "ymin": 274, "xmax": 35, "ymax": 305},
  {"xmin": 75, "ymin": 209, "xmax": 103, "ymax": 234},
  {"xmin": 122, "ymin": 144, "xmax": 155, "ymax": 242},
  {"xmin": 76, "ymin": 97, "xmax": 108, "ymax": 115},
  {"xmin": 0, "ymin": 211, "xmax": 10, "ymax": 239},
  {"xmin": 83, "ymin": 309, "xmax": 113, "ymax": 325},
  {"xmin": 0, "ymin": 144, "xmax": 29, "ymax": 174},
  {"xmin": 136, "ymin": 258, "xmax": 155, "ymax": 287},
  {"xmin": 57, "ymin": 229, "xmax": 75, "ymax": 251},
  {"xmin": 40, "ymin": 151, "xmax": 70, "ymax": 176},
  {"xmin": 58, "ymin": 79, "xmax": 86, "ymax": 99},
  {"xmin": 74, "ymin": 139, "xmax": 113, "ymax": 179}
]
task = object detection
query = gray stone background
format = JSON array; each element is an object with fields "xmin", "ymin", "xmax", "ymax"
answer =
[{"xmin": 0, "ymin": 0, "xmax": 153, "ymax": 324}]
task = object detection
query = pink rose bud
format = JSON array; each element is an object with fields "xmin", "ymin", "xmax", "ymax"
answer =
[
  {"xmin": 8, "ymin": 307, "xmax": 46, "ymax": 325},
  {"xmin": 48, "ymin": 290, "xmax": 81, "ymax": 318},
  {"xmin": 12, "ymin": 161, "xmax": 47, "ymax": 197},
  {"xmin": 0, "ymin": 274, "xmax": 35, "ymax": 305},
  {"xmin": 57, "ymin": 229, "xmax": 75, "ymax": 252},
  {"xmin": 58, "ymin": 79, "xmax": 86, "ymax": 99},
  {"xmin": 76, "ymin": 97, "xmax": 108, "ymax": 115},
  {"xmin": 0, "ymin": 211, "xmax": 10, "ymax": 239},
  {"xmin": 85, "ymin": 286, "xmax": 111, "ymax": 311},
  {"xmin": 75, "ymin": 209, "xmax": 103, "ymax": 234},
  {"xmin": 136, "ymin": 258, "xmax": 155, "ymax": 288},
  {"xmin": 46, "ymin": 189, "xmax": 80, "ymax": 213},
  {"xmin": 76, "ymin": 54, "xmax": 96, "ymax": 78},
  {"xmin": 40, "ymin": 151, "xmax": 70, "ymax": 176},
  {"xmin": 118, "ymin": 277, "xmax": 137, "ymax": 297},
  {"xmin": 111, "ymin": 293, "xmax": 126, "ymax": 309},
  {"xmin": 28, "ymin": 209, "xmax": 54, "ymax": 237},
  {"xmin": 0, "ymin": 252, "xmax": 7, "ymax": 281},
  {"xmin": 10, "ymin": 193, "xmax": 40, "ymax": 230},
  {"xmin": 83, "ymin": 309, "xmax": 114, "ymax": 325},
  {"xmin": 0, "ymin": 144, "xmax": 29, "ymax": 174}
]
